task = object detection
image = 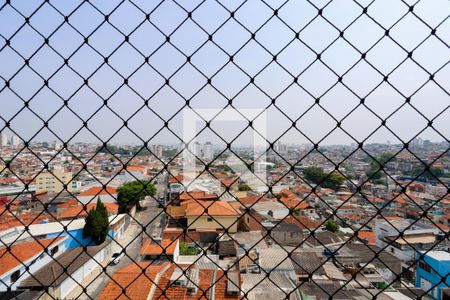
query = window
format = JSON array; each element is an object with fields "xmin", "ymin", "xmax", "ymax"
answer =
[
  {"xmin": 10, "ymin": 270, "xmax": 20, "ymax": 283},
  {"xmin": 419, "ymin": 261, "xmax": 431, "ymax": 273},
  {"xmin": 207, "ymin": 217, "xmax": 213, "ymax": 222},
  {"xmin": 51, "ymin": 246, "xmax": 59, "ymax": 256}
]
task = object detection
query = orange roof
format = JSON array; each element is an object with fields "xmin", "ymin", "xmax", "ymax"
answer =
[
  {"xmin": 293, "ymin": 185, "xmax": 312, "ymax": 194},
  {"xmin": 221, "ymin": 179, "xmax": 235, "ymax": 186},
  {"xmin": 139, "ymin": 239, "xmax": 178, "ymax": 256},
  {"xmin": 395, "ymin": 197, "xmax": 407, "ymax": 205},
  {"xmin": 153, "ymin": 265, "xmax": 240, "ymax": 300},
  {"xmin": 0, "ymin": 213, "xmax": 56, "ymax": 232},
  {"xmin": 383, "ymin": 216, "xmax": 403, "ymax": 221},
  {"xmin": 358, "ymin": 231, "xmax": 376, "ymax": 245},
  {"xmin": 178, "ymin": 191, "xmax": 218, "ymax": 201},
  {"xmin": 214, "ymin": 173, "xmax": 228, "ymax": 178},
  {"xmin": 58, "ymin": 203, "xmax": 118, "ymax": 219},
  {"xmin": 277, "ymin": 189, "xmax": 312, "ymax": 209},
  {"xmin": 369, "ymin": 197, "xmax": 385, "ymax": 203},
  {"xmin": 436, "ymin": 223, "xmax": 450, "ymax": 232},
  {"xmin": 185, "ymin": 201, "xmax": 240, "ymax": 217},
  {"xmin": 278, "ymin": 197, "xmax": 311, "ymax": 209},
  {"xmin": 0, "ymin": 178, "xmax": 18, "ymax": 184},
  {"xmin": 229, "ymin": 201, "xmax": 244, "ymax": 211},
  {"xmin": 57, "ymin": 199, "xmax": 79, "ymax": 209},
  {"xmin": 340, "ymin": 204, "xmax": 357, "ymax": 210},
  {"xmin": 126, "ymin": 165, "xmax": 146, "ymax": 172},
  {"xmin": 212, "ymin": 270, "xmax": 241, "ymax": 300},
  {"xmin": 239, "ymin": 196, "xmax": 271, "ymax": 205},
  {"xmin": 168, "ymin": 174, "xmax": 185, "ymax": 184},
  {"xmin": 99, "ymin": 262, "xmax": 169, "ymax": 300},
  {"xmin": 78, "ymin": 186, "xmax": 117, "ymax": 197},
  {"xmin": 344, "ymin": 214, "xmax": 361, "ymax": 220},
  {"xmin": 284, "ymin": 215, "xmax": 321, "ymax": 229},
  {"xmin": 0, "ymin": 237, "xmax": 65, "ymax": 277}
]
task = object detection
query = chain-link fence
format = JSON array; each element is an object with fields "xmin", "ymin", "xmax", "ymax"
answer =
[{"xmin": 0, "ymin": 0, "xmax": 449, "ymax": 299}]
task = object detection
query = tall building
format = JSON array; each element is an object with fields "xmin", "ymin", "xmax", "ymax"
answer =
[
  {"xmin": 274, "ymin": 141, "xmax": 287, "ymax": 153},
  {"xmin": 191, "ymin": 141, "xmax": 202, "ymax": 158},
  {"xmin": 150, "ymin": 144, "xmax": 163, "ymax": 158},
  {"xmin": 10, "ymin": 135, "xmax": 20, "ymax": 146},
  {"xmin": 36, "ymin": 169, "xmax": 74, "ymax": 194},
  {"xmin": 0, "ymin": 133, "xmax": 8, "ymax": 147},
  {"xmin": 203, "ymin": 142, "xmax": 213, "ymax": 161},
  {"xmin": 54, "ymin": 141, "xmax": 63, "ymax": 150}
]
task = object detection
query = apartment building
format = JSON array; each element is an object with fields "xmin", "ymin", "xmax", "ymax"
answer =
[{"xmin": 36, "ymin": 170, "xmax": 75, "ymax": 194}]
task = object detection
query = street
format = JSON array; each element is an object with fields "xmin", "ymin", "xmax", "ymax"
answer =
[{"xmin": 77, "ymin": 175, "xmax": 167, "ymax": 299}]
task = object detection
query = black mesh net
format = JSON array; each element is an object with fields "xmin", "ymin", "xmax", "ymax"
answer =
[{"xmin": 0, "ymin": 0, "xmax": 449, "ymax": 299}]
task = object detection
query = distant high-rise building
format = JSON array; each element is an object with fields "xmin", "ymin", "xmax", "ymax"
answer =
[
  {"xmin": 10, "ymin": 135, "xmax": 20, "ymax": 146},
  {"xmin": 203, "ymin": 142, "xmax": 213, "ymax": 161},
  {"xmin": 150, "ymin": 144, "xmax": 163, "ymax": 158},
  {"xmin": 0, "ymin": 133, "xmax": 8, "ymax": 147},
  {"xmin": 411, "ymin": 137, "xmax": 424, "ymax": 148},
  {"xmin": 193, "ymin": 141, "xmax": 202, "ymax": 158},
  {"xmin": 54, "ymin": 141, "xmax": 63, "ymax": 150},
  {"xmin": 156, "ymin": 145, "xmax": 163, "ymax": 158},
  {"xmin": 274, "ymin": 141, "xmax": 287, "ymax": 153}
]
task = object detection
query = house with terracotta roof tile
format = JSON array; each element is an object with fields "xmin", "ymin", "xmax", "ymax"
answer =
[
  {"xmin": 0, "ymin": 237, "xmax": 66, "ymax": 291},
  {"xmin": 19, "ymin": 240, "xmax": 112, "ymax": 299},
  {"xmin": 140, "ymin": 239, "xmax": 180, "ymax": 261},
  {"xmin": 57, "ymin": 202, "xmax": 119, "ymax": 221},
  {"xmin": 99, "ymin": 261, "xmax": 171, "ymax": 300},
  {"xmin": 100, "ymin": 261, "xmax": 242, "ymax": 300},
  {"xmin": 185, "ymin": 200, "xmax": 241, "ymax": 233},
  {"xmin": 77, "ymin": 186, "xmax": 117, "ymax": 204}
]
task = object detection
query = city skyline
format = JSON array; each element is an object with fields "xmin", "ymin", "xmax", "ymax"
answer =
[{"xmin": 0, "ymin": 0, "xmax": 449, "ymax": 299}]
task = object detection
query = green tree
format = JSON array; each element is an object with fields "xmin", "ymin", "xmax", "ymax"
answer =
[
  {"xmin": 304, "ymin": 166, "xmax": 325, "ymax": 184},
  {"xmin": 322, "ymin": 172, "xmax": 345, "ymax": 190},
  {"xmin": 324, "ymin": 219, "xmax": 339, "ymax": 233},
  {"xmin": 406, "ymin": 166, "xmax": 447, "ymax": 179},
  {"xmin": 179, "ymin": 242, "xmax": 197, "ymax": 255},
  {"xmin": 238, "ymin": 183, "xmax": 252, "ymax": 191},
  {"xmin": 117, "ymin": 180, "xmax": 156, "ymax": 212},
  {"xmin": 304, "ymin": 167, "xmax": 345, "ymax": 191},
  {"xmin": 366, "ymin": 152, "xmax": 396, "ymax": 180},
  {"xmin": 83, "ymin": 199, "xmax": 109, "ymax": 245}
]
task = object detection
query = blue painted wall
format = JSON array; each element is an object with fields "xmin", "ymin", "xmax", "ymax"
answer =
[
  {"xmin": 47, "ymin": 228, "xmax": 116, "ymax": 249},
  {"xmin": 416, "ymin": 252, "xmax": 450, "ymax": 300}
]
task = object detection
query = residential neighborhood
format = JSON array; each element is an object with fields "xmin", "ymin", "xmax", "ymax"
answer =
[{"xmin": 0, "ymin": 139, "xmax": 449, "ymax": 299}]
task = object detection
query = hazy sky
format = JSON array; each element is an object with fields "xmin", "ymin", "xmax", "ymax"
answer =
[{"xmin": 0, "ymin": 0, "xmax": 449, "ymax": 147}]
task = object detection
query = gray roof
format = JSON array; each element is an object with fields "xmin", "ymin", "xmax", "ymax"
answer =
[
  {"xmin": 258, "ymin": 248, "xmax": 295, "ymax": 272},
  {"xmin": 304, "ymin": 231, "xmax": 344, "ymax": 246},
  {"xmin": 19, "ymin": 241, "xmax": 110, "ymax": 288},
  {"xmin": 195, "ymin": 254, "xmax": 219, "ymax": 270},
  {"xmin": 291, "ymin": 251, "xmax": 325, "ymax": 276},
  {"xmin": 241, "ymin": 271, "xmax": 300, "ymax": 300},
  {"xmin": 298, "ymin": 281, "xmax": 354, "ymax": 300},
  {"xmin": 233, "ymin": 231, "xmax": 268, "ymax": 250},
  {"xmin": 218, "ymin": 239, "xmax": 237, "ymax": 257},
  {"xmin": 345, "ymin": 243, "xmax": 399, "ymax": 264}
]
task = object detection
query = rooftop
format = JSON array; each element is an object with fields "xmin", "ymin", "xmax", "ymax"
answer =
[
  {"xmin": 140, "ymin": 239, "xmax": 178, "ymax": 256},
  {"xmin": 423, "ymin": 250, "xmax": 450, "ymax": 261},
  {"xmin": 19, "ymin": 241, "xmax": 111, "ymax": 288},
  {"xmin": 0, "ymin": 237, "xmax": 66, "ymax": 277}
]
